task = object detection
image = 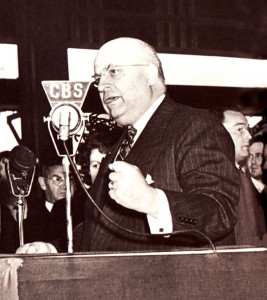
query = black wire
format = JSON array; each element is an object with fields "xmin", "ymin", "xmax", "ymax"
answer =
[{"xmin": 63, "ymin": 141, "xmax": 217, "ymax": 253}]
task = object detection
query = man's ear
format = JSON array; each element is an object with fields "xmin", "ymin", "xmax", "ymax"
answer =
[
  {"xmin": 145, "ymin": 64, "xmax": 158, "ymax": 85},
  {"xmin": 38, "ymin": 176, "xmax": 47, "ymax": 191}
]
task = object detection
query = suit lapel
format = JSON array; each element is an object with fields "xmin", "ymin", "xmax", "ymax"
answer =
[
  {"xmin": 126, "ymin": 96, "xmax": 177, "ymax": 177},
  {"xmin": 80, "ymin": 97, "xmax": 179, "ymax": 251},
  {"xmin": 89, "ymin": 97, "xmax": 179, "ymax": 251}
]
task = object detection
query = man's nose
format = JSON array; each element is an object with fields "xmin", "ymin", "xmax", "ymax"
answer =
[
  {"xmin": 98, "ymin": 79, "xmax": 112, "ymax": 92},
  {"xmin": 59, "ymin": 178, "xmax": 67, "ymax": 187},
  {"xmin": 97, "ymin": 70, "xmax": 115, "ymax": 92},
  {"xmin": 244, "ymin": 128, "xmax": 252, "ymax": 141},
  {"xmin": 250, "ymin": 156, "xmax": 256, "ymax": 164}
]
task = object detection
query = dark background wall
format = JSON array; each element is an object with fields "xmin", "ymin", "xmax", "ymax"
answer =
[{"xmin": 1, "ymin": 0, "xmax": 267, "ymax": 159}]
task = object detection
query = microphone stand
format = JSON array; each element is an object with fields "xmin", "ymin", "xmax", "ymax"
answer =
[
  {"xmin": 43, "ymin": 82, "xmax": 91, "ymax": 253},
  {"xmin": 17, "ymin": 192, "xmax": 25, "ymax": 246},
  {"xmin": 62, "ymin": 156, "xmax": 73, "ymax": 253},
  {"xmin": 6, "ymin": 159, "xmax": 36, "ymax": 248}
]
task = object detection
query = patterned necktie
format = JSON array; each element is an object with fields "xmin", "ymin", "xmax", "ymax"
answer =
[{"xmin": 119, "ymin": 126, "xmax": 137, "ymax": 160}]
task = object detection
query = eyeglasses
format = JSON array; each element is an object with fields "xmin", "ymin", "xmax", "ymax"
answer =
[
  {"xmin": 45, "ymin": 175, "xmax": 74, "ymax": 186},
  {"xmin": 92, "ymin": 64, "xmax": 149, "ymax": 87}
]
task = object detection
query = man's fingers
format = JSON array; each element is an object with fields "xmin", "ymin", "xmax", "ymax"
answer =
[{"xmin": 109, "ymin": 161, "xmax": 131, "ymax": 172}]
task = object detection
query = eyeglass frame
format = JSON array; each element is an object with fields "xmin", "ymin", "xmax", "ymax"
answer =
[
  {"xmin": 92, "ymin": 64, "xmax": 149, "ymax": 87},
  {"xmin": 44, "ymin": 174, "xmax": 74, "ymax": 187}
]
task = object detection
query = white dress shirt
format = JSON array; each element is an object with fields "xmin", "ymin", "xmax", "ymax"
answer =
[{"xmin": 251, "ymin": 177, "xmax": 265, "ymax": 193}]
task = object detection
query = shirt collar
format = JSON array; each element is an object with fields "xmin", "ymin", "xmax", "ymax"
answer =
[
  {"xmin": 133, "ymin": 94, "xmax": 165, "ymax": 142},
  {"xmin": 45, "ymin": 201, "xmax": 54, "ymax": 212},
  {"xmin": 251, "ymin": 177, "xmax": 265, "ymax": 193}
]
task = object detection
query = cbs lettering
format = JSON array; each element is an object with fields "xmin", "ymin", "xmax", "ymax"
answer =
[{"xmin": 49, "ymin": 82, "xmax": 83, "ymax": 99}]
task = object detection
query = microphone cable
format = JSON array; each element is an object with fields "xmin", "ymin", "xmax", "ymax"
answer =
[{"xmin": 63, "ymin": 141, "xmax": 217, "ymax": 252}]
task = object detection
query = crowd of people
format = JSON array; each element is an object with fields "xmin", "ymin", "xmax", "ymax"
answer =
[{"xmin": 1, "ymin": 37, "xmax": 267, "ymax": 254}]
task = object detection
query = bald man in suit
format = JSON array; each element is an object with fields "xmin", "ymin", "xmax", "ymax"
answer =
[
  {"xmin": 17, "ymin": 38, "xmax": 239, "ymax": 254},
  {"xmin": 75, "ymin": 37, "xmax": 239, "ymax": 252}
]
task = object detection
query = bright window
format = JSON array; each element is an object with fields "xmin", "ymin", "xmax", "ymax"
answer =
[
  {"xmin": 67, "ymin": 48, "xmax": 267, "ymax": 88},
  {"xmin": 0, "ymin": 111, "xmax": 21, "ymax": 152},
  {"xmin": 0, "ymin": 44, "xmax": 19, "ymax": 79}
]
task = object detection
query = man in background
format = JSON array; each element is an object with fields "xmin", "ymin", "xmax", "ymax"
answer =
[
  {"xmin": 26, "ymin": 156, "xmax": 84, "ymax": 250},
  {"xmin": 262, "ymin": 136, "xmax": 267, "ymax": 183},
  {"xmin": 221, "ymin": 109, "xmax": 266, "ymax": 246},
  {"xmin": 0, "ymin": 150, "xmax": 22, "ymax": 253},
  {"xmin": 247, "ymin": 136, "xmax": 265, "ymax": 193},
  {"xmin": 0, "ymin": 147, "xmax": 34, "ymax": 253}
]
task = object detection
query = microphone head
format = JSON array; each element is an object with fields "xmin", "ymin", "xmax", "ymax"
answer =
[{"xmin": 9, "ymin": 145, "xmax": 36, "ymax": 172}]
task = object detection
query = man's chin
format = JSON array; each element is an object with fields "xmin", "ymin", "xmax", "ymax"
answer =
[
  {"xmin": 251, "ymin": 174, "xmax": 262, "ymax": 180},
  {"xmin": 111, "ymin": 113, "xmax": 128, "ymax": 126}
]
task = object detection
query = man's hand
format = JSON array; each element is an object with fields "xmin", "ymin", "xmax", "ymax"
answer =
[
  {"xmin": 108, "ymin": 161, "xmax": 160, "ymax": 217},
  {"xmin": 16, "ymin": 242, "xmax": 57, "ymax": 254}
]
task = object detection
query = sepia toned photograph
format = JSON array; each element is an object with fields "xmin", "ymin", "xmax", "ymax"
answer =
[{"xmin": 1, "ymin": 1, "xmax": 267, "ymax": 299}]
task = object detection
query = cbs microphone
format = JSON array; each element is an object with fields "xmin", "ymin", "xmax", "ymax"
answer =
[
  {"xmin": 42, "ymin": 81, "xmax": 91, "ymax": 253},
  {"xmin": 42, "ymin": 81, "xmax": 91, "ymax": 156},
  {"xmin": 54, "ymin": 104, "xmax": 80, "ymax": 141},
  {"xmin": 59, "ymin": 108, "xmax": 71, "ymax": 141}
]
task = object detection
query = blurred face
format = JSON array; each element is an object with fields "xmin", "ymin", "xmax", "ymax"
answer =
[
  {"xmin": 263, "ymin": 145, "xmax": 267, "ymax": 184},
  {"xmin": 0, "ymin": 158, "xmax": 7, "ymax": 182},
  {"xmin": 0, "ymin": 158, "xmax": 12, "ymax": 204},
  {"xmin": 94, "ymin": 39, "xmax": 155, "ymax": 126},
  {"xmin": 38, "ymin": 165, "xmax": 75, "ymax": 204},
  {"xmin": 222, "ymin": 110, "xmax": 252, "ymax": 163},
  {"xmin": 89, "ymin": 148, "xmax": 106, "ymax": 184},
  {"xmin": 247, "ymin": 142, "xmax": 264, "ymax": 179},
  {"xmin": 263, "ymin": 144, "xmax": 267, "ymax": 170}
]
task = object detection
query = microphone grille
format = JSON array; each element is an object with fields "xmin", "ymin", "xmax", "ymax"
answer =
[{"xmin": 9, "ymin": 145, "xmax": 36, "ymax": 171}]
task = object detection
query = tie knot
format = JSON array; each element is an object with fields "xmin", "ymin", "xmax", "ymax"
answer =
[
  {"xmin": 126, "ymin": 126, "xmax": 137, "ymax": 144},
  {"xmin": 118, "ymin": 126, "xmax": 137, "ymax": 160}
]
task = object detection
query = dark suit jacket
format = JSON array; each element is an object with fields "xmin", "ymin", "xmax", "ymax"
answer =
[
  {"xmin": 235, "ymin": 171, "xmax": 266, "ymax": 246},
  {"xmin": 0, "ymin": 204, "xmax": 20, "ymax": 253},
  {"xmin": 260, "ymin": 186, "xmax": 267, "ymax": 228},
  {"xmin": 27, "ymin": 194, "xmax": 85, "ymax": 250},
  {"xmin": 76, "ymin": 96, "xmax": 239, "ymax": 252},
  {"xmin": 25, "ymin": 199, "xmax": 67, "ymax": 243}
]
